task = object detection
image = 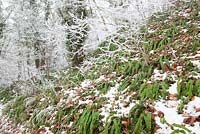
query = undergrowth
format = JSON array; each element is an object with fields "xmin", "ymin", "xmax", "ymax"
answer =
[{"xmin": 0, "ymin": 0, "xmax": 200, "ymax": 133}]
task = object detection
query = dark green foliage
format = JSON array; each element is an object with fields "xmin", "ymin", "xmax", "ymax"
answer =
[
  {"xmin": 129, "ymin": 103, "xmax": 155, "ymax": 134},
  {"xmin": 171, "ymin": 129, "xmax": 187, "ymax": 134},
  {"xmin": 109, "ymin": 43, "xmax": 119, "ymax": 51},
  {"xmin": 159, "ymin": 56, "xmax": 170, "ymax": 72},
  {"xmin": 104, "ymin": 118, "xmax": 121, "ymax": 134},
  {"xmin": 77, "ymin": 110, "xmax": 100, "ymax": 134},
  {"xmin": 3, "ymin": 96, "xmax": 29, "ymax": 123},
  {"xmin": 0, "ymin": 87, "xmax": 14, "ymax": 103},
  {"xmin": 2, "ymin": 1, "xmax": 200, "ymax": 134},
  {"xmin": 139, "ymin": 82, "xmax": 169, "ymax": 100},
  {"xmin": 171, "ymin": 124, "xmax": 192, "ymax": 134},
  {"xmin": 178, "ymin": 79, "xmax": 200, "ymax": 101},
  {"xmin": 177, "ymin": 101, "xmax": 184, "ymax": 114},
  {"xmin": 192, "ymin": 39, "xmax": 200, "ymax": 52},
  {"xmin": 97, "ymin": 81, "xmax": 113, "ymax": 94},
  {"xmin": 57, "ymin": 68, "xmax": 85, "ymax": 88}
]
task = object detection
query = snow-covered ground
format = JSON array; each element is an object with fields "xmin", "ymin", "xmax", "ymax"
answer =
[
  {"xmin": 155, "ymin": 97, "xmax": 200, "ymax": 134},
  {"xmin": 152, "ymin": 50, "xmax": 200, "ymax": 133},
  {"xmin": 2, "ymin": 1, "xmax": 200, "ymax": 133},
  {"xmin": 0, "ymin": 103, "xmax": 22, "ymax": 133}
]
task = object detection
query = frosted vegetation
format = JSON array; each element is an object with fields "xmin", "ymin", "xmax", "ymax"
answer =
[
  {"xmin": 0, "ymin": 0, "xmax": 173, "ymax": 87},
  {"xmin": 1, "ymin": 0, "xmax": 200, "ymax": 133}
]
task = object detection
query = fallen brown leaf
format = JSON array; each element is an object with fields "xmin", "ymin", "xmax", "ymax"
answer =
[
  {"xmin": 162, "ymin": 51, "xmax": 168, "ymax": 57},
  {"xmin": 183, "ymin": 116, "xmax": 196, "ymax": 125},
  {"xmin": 168, "ymin": 94, "xmax": 178, "ymax": 100},
  {"xmin": 36, "ymin": 128, "xmax": 46, "ymax": 134},
  {"xmin": 164, "ymin": 64, "xmax": 170, "ymax": 72},
  {"xmin": 66, "ymin": 100, "xmax": 74, "ymax": 108},
  {"xmin": 196, "ymin": 108, "xmax": 200, "ymax": 112},
  {"xmin": 122, "ymin": 120, "xmax": 129, "ymax": 128},
  {"xmin": 88, "ymin": 101, "xmax": 93, "ymax": 108},
  {"xmin": 158, "ymin": 111, "xmax": 164, "ymax": 118},
  {"xmin": 196, "ymin": 115, "xmax": 200, "ymax": 122},
  {"xmin": 154, "ymin": 125, "xmax": 160, "ymax": 133}
]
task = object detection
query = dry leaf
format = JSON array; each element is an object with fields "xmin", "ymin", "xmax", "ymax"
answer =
[
  {"xmin": 164, "ymin": 64, "xmax": 170, "ymax": 72},
  {"xmin": 196, "ymin": 108, "xmax": 200, "ymax": 112},
  {"xmin": 196, "ymin": 116, "xmax": 200, "ymax": 122},
  {"xmin": 66, "ymin": 100, "xmax": 74, "ymax": 108},
  {"xmin": 154, "ymin": 125, "xmax": 160, "ymax": 133},
  {"xmin": 182, "ymin": 113, "xmax": 190, "ymax": 117},
  {"xmin": 183, "ymin": 117, "xmax": 196, "ymax": 125},
  {"xmin": 184, "ymin": 36, "xmax": 190, "ymax": 42},
  {"xmin": 191, "ymin": 96, "xmax": 195, "ymax": 101},
  {"xmin": 88, "ymin": 101, "xmax": 93, "ymax": 108},
  {"xmin": 162, "ymin": 51, "xmax": 168, "ymax": 57},
  {"xmin": 157, "ymin": 111, "xmax": 164, "ymax": 118},
  {"xmin": 168, "ymin": 94, "xmax": 178, "ymax": 100},
  {"xmin": 36, "ymin": 128, "xmax": 45, "ymax": 134},
  {"xmin": 122, "ymin": 121, "xmax": 129, "ymax": 128}
]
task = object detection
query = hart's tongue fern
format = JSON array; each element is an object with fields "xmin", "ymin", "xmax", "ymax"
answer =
[
  {"xmin": 78, "ymin": 110, "xmax": 100, "ymax": 134},
  {"xmin": 129, "ymin": 102, "xmax": 155, "ymax": 134},
  {"xmin": 103, "ymin": 118, "xmax": 122, "ymax": 134}
]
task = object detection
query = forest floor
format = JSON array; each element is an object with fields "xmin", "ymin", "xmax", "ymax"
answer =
[
  {"xmin": 0, "ymin": 0, "xmax": 200, "ymax": 134},
  {"xmin": 0, "ymin": 104, "xmax": 21, "ymax": 133}
]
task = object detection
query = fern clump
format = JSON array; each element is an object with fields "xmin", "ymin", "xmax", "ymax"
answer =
[
  {"xmin": 3, "ymin": 96, "xmax": 29, "ymax": 123},
  {"xmin": 139, "ymin": 82, "xmax": 169, "ymax": 100},
  {"xmin": 128, "ymin": 102, "xmax": 156, "ymax": 134},
  {"xmin": 104, "ymin": 118, "xmax": 121, "ymax": 134},
  {"xmin": 77, "ymin": 109, "xmax": 101, "ymax": 134},
  {"xmin": 178, "ymin": 79, "xmax": 200, "ymax": 101}
]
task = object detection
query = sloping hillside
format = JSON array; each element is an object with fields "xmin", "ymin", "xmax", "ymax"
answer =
[{"xmin": 0, "ymin": 0, "xmax": 200, "ymax": 134}]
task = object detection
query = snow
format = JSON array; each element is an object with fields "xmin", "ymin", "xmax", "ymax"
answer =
[
  {"xmin": 155, "ymin": 98, "xmax": 200, "ymax": 134},
  {"xmin": 187, "ymin": 51, "xmax": 200, "ymax": 59},
  {"xmin": 1, "ymin": 0, "xmax": 10, "ymax": 8},
  {"xmin": 95, "ymin": 75, "xmax": 106, "ymax": 83},
  {"xmin": 114, "ymin": 101, "xmax": 136, "ymax": 117},
  {"xmin": 182, "ymin": 29, "xmax": 188, "ymax": 33},
  {"xmin": 78, "ymin": 100, "xmax": 93, "ymax": 105},
  {"xmin": 186, "ymin": 122, "xmax": 200, "ymax": 134},
  {"xmin": 0, "ymin": 0, "xmax": 175, "ymax": 86},
  {"xmin": 155, "ymin": 117, "xmax": 173, "ymax": 134},
  {"xmin": 153, "ymin": 69, "xmax": 167, "ymax": 81},
  {"xmin": 152, "ymin": 48, "xmax": 200, "ymax": 133},
  {"xmin": 176, "ymin": 66, "xmax": 183, "ymax": 72},
  {"xmin": 155, "ymin": 101, "xmax": 183, "ymax": 125},
  {"xmin": 44, "ymin": 127, "xmax": 53, "ymax": 134},
  {"xmin": 99, "ymin": 83, "xmax": 137, "ymax": 122},
  {"xmin": 0, "ymin": 102, "xmax": 24, "ymax": 133},
  {"xmin": 168, "ymin": 81, "xmax": 178, "ymax": 94},
  {"xmin": 184, "ymin": 97, "xmax": 200, "ymax": 117},
  {"xmin": 0, "ymin": 103, "xmax": 3, "ymax": 116},
  {"xmin": 189, "ymin": 71, "xmax": 200, "ymax": 79},
  {"xmin": 191, "ymin": 60, "xmax": 200, "ymax": 68},
  {"xmin": 81, "ymin": 80, "xmax": 93, "ymax": 89},
  {"xmin": 104, "ymin": 84, "xmax": 119, "ymax": 99}
]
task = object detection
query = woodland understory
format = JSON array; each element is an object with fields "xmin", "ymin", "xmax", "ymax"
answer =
[{"xmin": 0, "ymin": 0, "xmax": 200, "ymax": 134}]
